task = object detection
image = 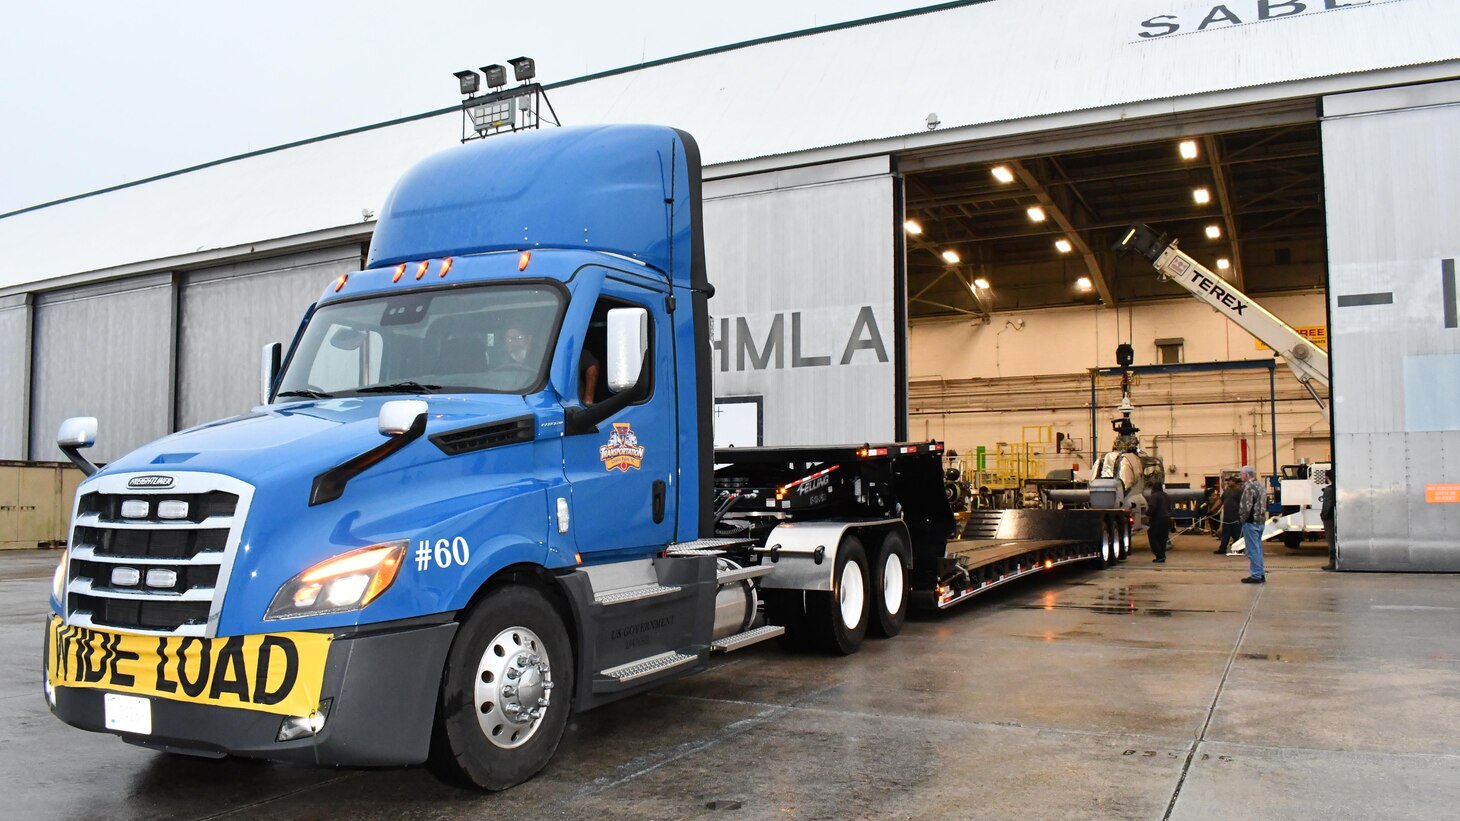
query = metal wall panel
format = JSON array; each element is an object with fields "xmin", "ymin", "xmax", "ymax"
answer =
[
  {"xmin": 1323, "ymin": 80, "xmax": 1460, "ymax": 571},
  {"xmin": 31, "ymin": 276, "xmax": 173, "ymax": 464},
  {"xmin": 704, "ymin": 158, "xmax": 897, "ymax": 446},
  {"xmin": 178, "ymin": 245, "xmax": 362, "ymax": 428},
  {"xmin": 0, "ymin": 296, "xmax": 29, "ymax": 460}
]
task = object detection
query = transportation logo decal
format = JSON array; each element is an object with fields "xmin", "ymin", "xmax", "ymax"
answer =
[
  {"xmin": 127, "ymin": 475, "xmax": 175, "ymax": 489},
  {"xmin": 45, "ymin": 617, "xmax": 331, "ymax": 716},
  {"xmin": 599, "ymin": 423, "xmax": 645, "ymax": 472}
]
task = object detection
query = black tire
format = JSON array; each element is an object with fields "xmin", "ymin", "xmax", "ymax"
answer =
[
  {"xmin": 1099, "ymin": 519, "xmax": 1115, "ymax": 568},
  {"xmin": 869, "ymin": 531, "xmax": 909, "ymax": 638},
  {"xmin": 806, "ymin": 534, "xmax": 870, "ymax": 655},
  {"xmin": 1282, "ymin": 531, "xmax": 1304, "ymax": 550},
  {"xmin": 432, "ymin": 584, "xmax": 574, "ymax": 791},
  {"xmin": 762, "ymin": 588, "xmax": 814, "ymax": 651}
]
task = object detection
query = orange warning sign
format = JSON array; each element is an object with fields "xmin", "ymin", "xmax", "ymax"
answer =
[{"xmin": 1426, "ymin": 484, "xmax": 1460, "ymax": 504}]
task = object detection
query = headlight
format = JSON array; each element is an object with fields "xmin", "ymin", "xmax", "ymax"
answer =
[
  {"xmin": 265, "ymin": 542, "xmax": 405, "ymax": 621},
  {"xmin": 52, "ymin": 557, "xmax": 67, "ymax": 606}
]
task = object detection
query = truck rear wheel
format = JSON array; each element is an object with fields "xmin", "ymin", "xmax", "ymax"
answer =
[
  {"xmin": 433, "ymin": 584, "xmax": 574, "ymax": 790},
  {"xmin": 1282, "ymin": 531, "xmax": 1304, "ymax": 550},
  {"xmin": 806, "ymin": 534, "xmax": 870, "ymax": 655},
  {"xmin": 869, "ymin": 531, "xmax": 909, "ymax": 638}
]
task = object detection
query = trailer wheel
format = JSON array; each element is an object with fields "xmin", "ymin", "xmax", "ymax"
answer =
[
  {"xmin": 432, "ymin": 584, "xmax": 574, "ymax": 791},
  {"xmin": 1099, "ymin": 522, "xmax": 1114, "ymax": 568},
  {"xmin": 1118, "ymin": 519, "xmax": 1132, "ymax": 561},
  {"xmin": 806, "ymin": 534, "xmax": 870, "ymax": 655},
  {"xmin": 1282, "ymin": 531, "xmax": 1304, "ymax": 550},
  {"xmin": 762, "ymin": 589, "xmax": 814, "ymax": 650},
  {"xmin": 869, "ymin": 531, "xmax": 909, "ymax": 638}
]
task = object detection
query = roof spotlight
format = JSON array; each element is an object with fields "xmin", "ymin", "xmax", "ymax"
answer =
[
  {"xmin": 973, "ymin": 277, "xmax": 991, "ymax": 290},
  {"xmin": 941, "ymin": 250, "xmax": 961, "ymax": 264},
  {"xmin": 453, "ymin": 69, "xmax": 481, "ymax": 96},
  {"xmin": 508, "ymin": 56, "xmax": 536, "ymax": 82},
  {"xmin": 481, "ymin": 64, "xmax": 508, "ymax": 89}
]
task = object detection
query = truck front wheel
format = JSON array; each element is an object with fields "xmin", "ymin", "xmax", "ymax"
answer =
[{"xmin": 433, "ymin": 584, "xmax": 574, "ymax": 790}]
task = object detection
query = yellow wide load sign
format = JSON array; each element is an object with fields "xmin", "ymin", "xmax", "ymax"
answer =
[{"xmin": 46, "ymin": 617, "xmax": 332, "ymax": 717}]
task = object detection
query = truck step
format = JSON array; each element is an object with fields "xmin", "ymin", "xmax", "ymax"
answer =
[
  {"xmin": 598, "ymin": 650, "xmax": 699, "ymax": 684},
  {"xmin": 593, "ymin": 582, "xmax": 682, "ymax": 606},
  {"xmin": 711, "ymin": 624, "xmax": 785, "ymax": 653},
  {"xmin": 716, "ymin": 564, "xmax": 774, "ymax": 585},
  {"xmin": 665, "ymin": 537, "xmax": 754, "ymax": 556}
]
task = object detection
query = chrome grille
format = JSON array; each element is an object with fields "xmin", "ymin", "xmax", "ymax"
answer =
[{"xmin": 62, "ymin": 473, "xmax": 254, "ymax": 638}]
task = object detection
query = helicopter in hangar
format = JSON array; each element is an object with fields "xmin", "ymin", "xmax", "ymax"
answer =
[{"xmin": 1044, "ymin": 344, "xmax": 1208, "ymax": 530}]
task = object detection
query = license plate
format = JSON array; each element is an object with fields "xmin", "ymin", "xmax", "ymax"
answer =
[
  {"xmin": 104, "ymin": 693, "xmax": 152, "ymax": 735},
  {"xmin": 46, "ymin": 617, "xmax": 332, "ymax": 717}
]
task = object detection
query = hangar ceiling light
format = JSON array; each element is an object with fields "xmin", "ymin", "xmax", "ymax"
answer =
[
  {"xmin": 1217, "ymin": 258, "xmax": 1231, "ymax": 271},
  {"xmin": 1193, "ymin": 187, "xmax": 1211, "ymax": 205},
  {"xmin": 1055, "ymin": 239, "xmax": 1073, "ymax": 254},
  {"xmin": 1076, "ymin": 276, "xmax": 1093, "ymax": 291},
  {"xmin": 1205, "ymin": 225, "xmax": 1222, "ymax": 239},
  {"xmin": 904, "ymin": 220, "xmax": 923, "ymax": 235},
  {"xmin": 973, "ymin": 277, "xmax": 991, "ymax": 290},
  {"xmin": 991, "ymin": 166, "xmax": 1014, "ymax": 184},
  {"xmin": 942, "ymin": 249, "xmax": 961, "ymax": 264},
  {"xmin": 1026, "ymin": 206, "xmax": 1046, "ymax": 223},
  {"xmin": 1179, "ymin": 140, "xmax": 1199, "ymax": 160}
]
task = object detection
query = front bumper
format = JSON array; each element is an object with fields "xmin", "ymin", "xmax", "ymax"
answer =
[{"xmin": 47, "ymin": 617, "xmax": 457, "ymax": 767}]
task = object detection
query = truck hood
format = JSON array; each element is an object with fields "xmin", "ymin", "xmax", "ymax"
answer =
[{"xmin": 98, "ymin": 394, "xmax": 536, "ymax": 486}]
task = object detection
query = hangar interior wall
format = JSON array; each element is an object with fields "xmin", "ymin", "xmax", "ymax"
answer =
[
  {"xmin": 1323, "ymin": 80, "xmax": 1460, "ymax": 572},
  {"xmin": 704, "ymin": 158, "xmax": 897, "ymax": 446},
  {"xmin": 908, "ymin": 293, "xmax": 1330, "ymax": 485}
]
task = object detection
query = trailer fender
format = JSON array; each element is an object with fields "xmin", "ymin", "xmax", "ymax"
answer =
[{"xmin": 755, "ymin": 519, "xmax": 904, "ymax": 592}]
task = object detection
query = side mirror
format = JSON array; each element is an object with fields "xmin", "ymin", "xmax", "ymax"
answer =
[
  {"xmin": 606, "ymin": 307, "xmax": 649, "ymax": 392},
  {"xmin": 379, "ymin": 399, "xmax": 429, "ymax": 436},
  {"xmin": 260, "ymin": 342, "xmax": 282, "ymax": 404},
  {"xmin": 58, "ymin": 417, "xmax": 97, "ymax": 449},
  {"xmin": 57, "ymin": 417, "xmax": 99, "ymax": 477}
]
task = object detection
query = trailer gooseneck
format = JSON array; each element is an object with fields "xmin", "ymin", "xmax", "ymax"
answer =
[{"xmin": 44, "ymin": 125, "xmax": 1127, "ymax": 791}]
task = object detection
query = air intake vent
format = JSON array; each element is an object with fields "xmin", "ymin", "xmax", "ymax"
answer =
[{"xmin": 430, "ymin": 415, "xmax": 535, "ymax": 455}]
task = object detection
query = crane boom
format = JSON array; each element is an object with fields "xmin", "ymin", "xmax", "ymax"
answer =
[{"xmin": 1115, "ymin": 223, "xmax": 1330, "ymax": 406}]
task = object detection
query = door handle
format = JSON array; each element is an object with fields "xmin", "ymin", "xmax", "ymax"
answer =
[{"xmin": 652, "ymin": 480, "xmax": 666, "ymax": 524}]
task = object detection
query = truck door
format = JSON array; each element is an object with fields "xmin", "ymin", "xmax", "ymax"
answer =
[{"xmin": 560, "ymin": 273, "xmax": 677, "ymax": 557}]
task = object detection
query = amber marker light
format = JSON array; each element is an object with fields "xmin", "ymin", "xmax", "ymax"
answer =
[
  {"xmin": 518, "ymin": 251, "xmax": 531, "ymax": 271},
  {"xmin": 334, "ymin": 274, "xmax": 348, "ymax": 292},
  {"xmin": 439, "ymin": 257, "xmax": 453, "ymax": 278},
  {"xmin": 392, "ymin": 263, "xmax": 406, "ymax": 283},
  {"xmin": 415, "ymin": 260, "xmax": 429, "ymax": 280},
  {"xmin": 1045, "ymin": 559, "xmax": 1054, "ymax": 569}
]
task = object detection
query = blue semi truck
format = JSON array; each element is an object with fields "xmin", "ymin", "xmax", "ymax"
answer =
[{"xmin": 43, "ymin": 125, "xmax": 1131, "ymax": 789}]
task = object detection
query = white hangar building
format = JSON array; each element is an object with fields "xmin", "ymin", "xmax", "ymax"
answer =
[{"xmin": 2, "ymin": 0, "xmax": 1458, "ymax": 570}]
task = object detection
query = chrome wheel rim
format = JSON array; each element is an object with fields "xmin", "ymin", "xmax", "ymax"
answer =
[{"xmin": 474, "ymin": 626, "xmax": 553, "ymax": 749}]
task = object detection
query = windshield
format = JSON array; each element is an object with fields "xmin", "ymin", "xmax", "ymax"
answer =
[{"xmin": 275, "ymin": 283, "xmax": 563, "ymax": 398}]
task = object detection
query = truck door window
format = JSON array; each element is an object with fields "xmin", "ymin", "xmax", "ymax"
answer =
[{"xmin": 584, "ymin": 297, "xmax": 651, "ymax": 404}]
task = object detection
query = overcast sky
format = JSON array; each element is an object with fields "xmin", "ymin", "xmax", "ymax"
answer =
[{"xmin": 0, "ymin": 0, "xmax": 940, "ymax": 215}]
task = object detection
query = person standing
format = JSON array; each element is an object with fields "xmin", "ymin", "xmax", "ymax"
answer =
[
  {"xmin": 1147, "ymin": 481, "xmax": 1172, "ymax": 563},
  {"xmin": 1215, "ymin": 477, "xmax": 1244, "ymax": 555},
  {"xmin": 1320, "ymin": 475, "xmax": 1337, "ymax": 571},
  {"xmin": 1237, "ymin": 465, "xmax": 1266, "ymax": 583}
]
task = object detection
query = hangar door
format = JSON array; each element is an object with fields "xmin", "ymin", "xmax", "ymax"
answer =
[
  {"xmin": 0, "ymin": 296, "xmax": 28, "ymax": 459},
  {"xmin": 1323, "ymin": 80, "xmax": 1460, "ymax": 572},
  {"xmin": 31, "ymin": 275, "xmax": 174, "ymax": 464},
  {"xmin": 703, "ymin": 157, "xmax": 902, "ymax": 446},
  {"xmin": 178, "ymin": 245, "xmax": 363, "ymax": 429}
]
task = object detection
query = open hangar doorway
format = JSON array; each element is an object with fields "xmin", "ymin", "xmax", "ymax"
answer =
[{"xmin": 896, "ymin": 111, "xmax": 1332, "ymax": 534}]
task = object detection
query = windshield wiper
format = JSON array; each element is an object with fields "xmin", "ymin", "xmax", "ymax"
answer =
[
  {"xmin": 277, "ymin": 389, "xmax": 335, "ymax": 399},
  {"xmin": 355, "ymin": 381, "xmax": 443, "ymax": 395}
]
